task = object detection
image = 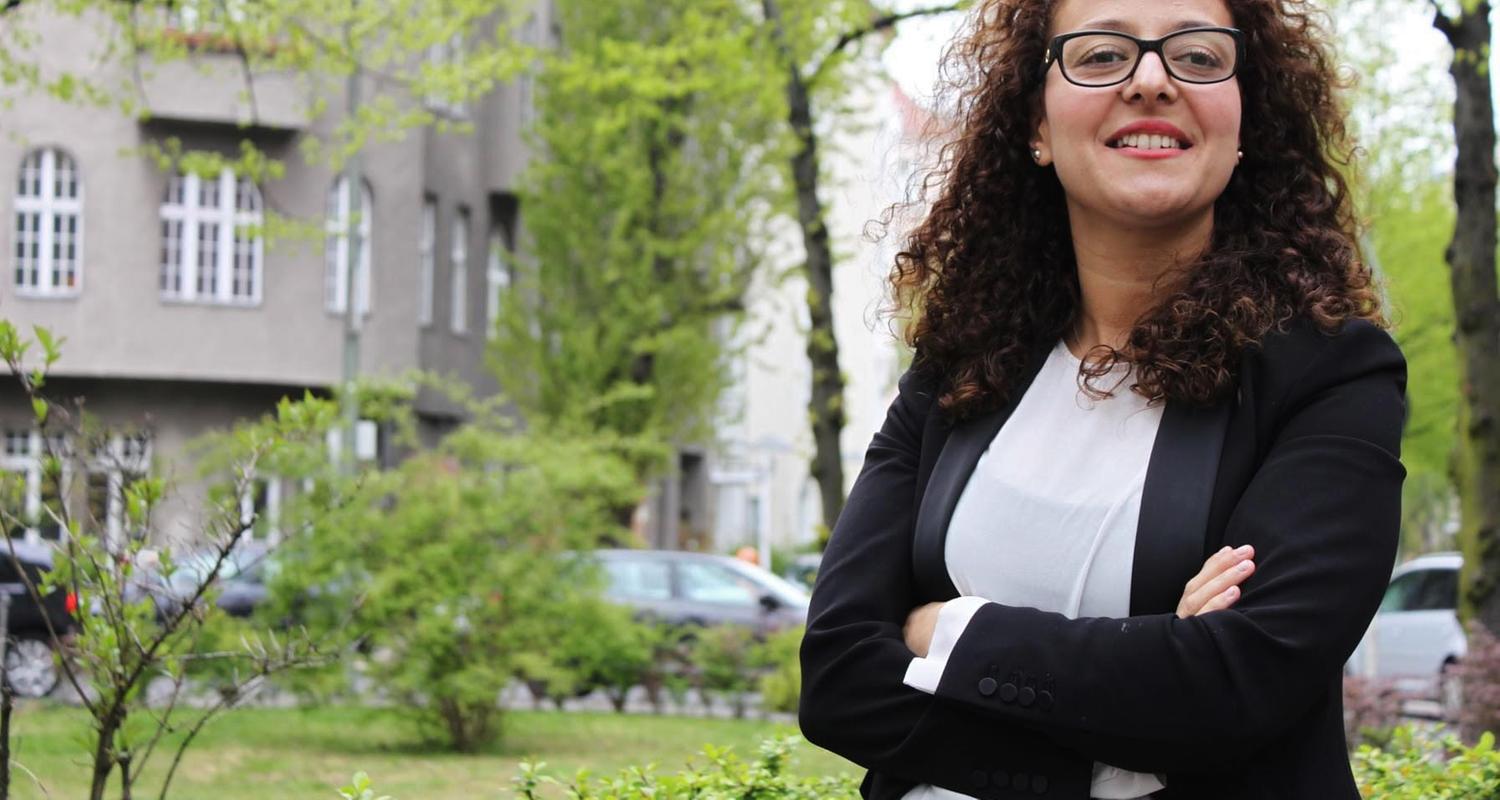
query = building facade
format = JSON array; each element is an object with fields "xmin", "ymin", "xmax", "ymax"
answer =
[{"xmin": 0, "ymin": 3, "xmax": 548, "ymax": 549}]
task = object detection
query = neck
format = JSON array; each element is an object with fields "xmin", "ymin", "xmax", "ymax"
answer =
[{"xmin": 1063, "ymin": 206, "xmax": 1215, "ymax": 357}]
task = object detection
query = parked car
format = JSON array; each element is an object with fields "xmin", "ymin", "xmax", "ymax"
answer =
[
  {"xmin": 590, "ymin": 549, "xmax": 809, "ymax": 637},
  {"xmin": 781, "ymin": 553, "xmax": 822, "ymax": 591},
  {"xmin": 146, "ymin": 541, "xmax": 275, "ymax": 621},
  {"xmin": 0, "ymin": 540, "xmax": 76, "ymax": 698},
  {"xmin": 1347, "ymin": 551, "xmax": 1464, "ymax": 717}
]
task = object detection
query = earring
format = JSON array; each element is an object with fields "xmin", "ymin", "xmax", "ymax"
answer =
[
  {"xmin": 1032, "ymin": 148, "xmax": 1043, "ymax": 163},
  {"xmin": 1236, "ymin": 150, "xmax": 1244, "ymax": 163}
]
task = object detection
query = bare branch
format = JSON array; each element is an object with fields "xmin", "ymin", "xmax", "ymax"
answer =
[
  {"xmin": 808, "ymin": 3, "xmax": 966, "ymax": 85},
  {"xmin": 1432, "ymin": 0, "xmax": 1459, "ymax": 40}
]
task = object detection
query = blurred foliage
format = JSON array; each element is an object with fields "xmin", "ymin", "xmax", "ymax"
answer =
[
  {"xmin": 264, "ymin": 410, "xmax": 641, "ymax": 751},
  {"xmin": 1354, "ymin": 727, "xmax": 1500, "ymax": 799}
]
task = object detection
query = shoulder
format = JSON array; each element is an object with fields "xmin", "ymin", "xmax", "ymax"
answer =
[
  {"xmin": 1242, "ymin": 314, "xmax": 1407, "ymax": 451},
  {"xmin": 1246, "ymin": 315, "xmax": 1406, "ymax": 395}
]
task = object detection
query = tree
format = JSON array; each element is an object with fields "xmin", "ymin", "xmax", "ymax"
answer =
[
  {"xmin": 758, "ymin": 0, "xmax": 964, "ymax": 537},
  {"xmin": 0, "ymin": 322, "xmax": 333, "ymax": 800},
  {"xmin": 1427, "ymin": 0, "xmax": 1500, "ymax": 629},
  {"xmin": 488, "ymin": 0, "xmax": 789, "ymax": 510}
]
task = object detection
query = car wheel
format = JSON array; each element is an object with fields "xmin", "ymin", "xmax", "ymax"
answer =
[
  {"xmin": 4, "ymin": 637, "xmax": 58, "ymax": 698},
  {"xmin": 1440, "ymin": 660, "xmax": 1463, "ymax": 723}
]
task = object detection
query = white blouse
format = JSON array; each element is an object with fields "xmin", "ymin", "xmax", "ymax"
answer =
[{"xmin": 901, "ymin": 338, "xmax": 1166, "ymax": 800}]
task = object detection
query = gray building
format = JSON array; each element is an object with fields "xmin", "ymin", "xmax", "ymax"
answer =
[{"xmin": 0, "ymin": 3, "xmax": 548, "ymax": 549}]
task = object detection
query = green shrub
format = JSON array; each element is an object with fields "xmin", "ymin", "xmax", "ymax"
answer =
[
  {"xmin": 693, "ymin": 625, "xmax": 758, "ymax": 718},
  {"xmin": 1353, "ymin": 726, "xmax": 1500, "ymax": 799},
  {"xmin": 754, "ymin": 625, "xmax": 803, "ymax": 714},
  {"xmin": 342, "ymin": 736, "xmax": 860, "ymax": 799}
]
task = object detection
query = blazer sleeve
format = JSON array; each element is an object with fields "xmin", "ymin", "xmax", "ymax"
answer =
[
  {"xmin": 799, "ymin": 367, "xmax": 1095, "ymax": 799},
  {"xmin": 925, "ymin": 320, "xmax": 1407, "ymax": 775}
]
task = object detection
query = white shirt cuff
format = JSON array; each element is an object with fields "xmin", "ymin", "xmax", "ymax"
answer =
[{"xmin": 902, "ymin": 596, "xmax": 990, "ymax": 694}]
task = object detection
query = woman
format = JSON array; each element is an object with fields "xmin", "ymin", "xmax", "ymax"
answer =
[{"xmin": 797, "ymin": 0, "xmax": 1405, "ymax": 798}]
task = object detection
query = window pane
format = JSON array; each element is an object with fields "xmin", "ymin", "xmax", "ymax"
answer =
[
  {"xmin": 1380, "ymin": 571, "xmax": 1426, "ymax": 613},
  {"xmin": 602, "ymin": 559, "xmax": 672, "ymax": 602},
  {"xmin": 678, "ymin": 561, "xmax": 758, "ymax": 606}
]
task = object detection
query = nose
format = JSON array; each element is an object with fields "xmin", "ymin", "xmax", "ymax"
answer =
[{"xmin": 1120, "ymin": 50, "xmax": 1178, "ymax": 104}]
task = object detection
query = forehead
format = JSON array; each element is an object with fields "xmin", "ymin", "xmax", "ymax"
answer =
[{"xmin": 1050, "ymin": 0, "xmax": 1234, "ymax": 35}]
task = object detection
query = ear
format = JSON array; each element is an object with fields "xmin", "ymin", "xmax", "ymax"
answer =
[{"xmin": 1033, "ymin": 114, "xmax": 1053, "ymax": 167}]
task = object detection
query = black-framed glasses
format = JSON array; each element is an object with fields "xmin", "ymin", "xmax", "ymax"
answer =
[{"xmin": 1041, "ymin": 27, "xmax": 1244, "ymax": 87}]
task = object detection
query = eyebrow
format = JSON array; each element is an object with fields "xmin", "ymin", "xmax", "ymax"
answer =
[{"xmin": 1074, "ymin": 18, "xmax": 1225, "ymax": 34}]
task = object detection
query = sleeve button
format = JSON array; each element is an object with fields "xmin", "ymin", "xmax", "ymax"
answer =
[
  {"xmin": 999, "ymin": 682, "xmax": 1018, "ymax": 703},
  {"xmin": 1038, "ymin": 690, "xmax": 1055, "ymax": 711},
  {"xmin": 978, "ymin": 677, "xmax": 998, "ymax": 696},
  {"xmin": 992, "ymin": 770, "xmax": 1011, "ymax": 788},
  {"xmin": 1018, "ymin": 686, "xmax": 1036, "ymax": 707},
  {"xmin": 1032, "ymin": 774, "xmax": 1049, "ymax": 794},
  {"xmin": 1011, "ymin": 772, "xmax": 1029, "ymax": 791},
  {"xmin": 970, "ymin": 769, "xmax": 989, "ymax": 788}
]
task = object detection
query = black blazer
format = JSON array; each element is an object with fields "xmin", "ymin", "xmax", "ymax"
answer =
[{"xmin": 799, "ymin": 316, "xmax": 1407, "ymax": 800}]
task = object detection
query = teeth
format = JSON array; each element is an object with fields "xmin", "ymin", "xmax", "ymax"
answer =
[{"xmin": 1114, "ymin": 133, "xmax": 1184, "ymax": 150}]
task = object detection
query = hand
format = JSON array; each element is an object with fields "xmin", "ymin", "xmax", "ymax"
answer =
[
  {"xmin": 1177, "ymin": 544, "xmax": 1256, "ymax": 619},
  {"xmin": 904, "ymin": 601, "xmax": 946, "ymax": 658}
]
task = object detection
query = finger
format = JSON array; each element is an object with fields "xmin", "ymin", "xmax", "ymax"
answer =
[
  {"xmin": 1185, "ymin": 558, "xmax": 1256, "ymax": 614},
  {"xmin": 1182, "ymin": 546, "xmax": 1231, "ymax": 596},
  {"xmin": 1184, "ymin": 544, "xmax": 1253, "ymax": 596},
  {"xmin": 1193, "ymin": 585, "xmax": 1241, "ymax": 616}
]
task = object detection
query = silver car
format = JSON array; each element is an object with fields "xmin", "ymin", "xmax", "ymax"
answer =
[{"xmin": 1346, "ymin": 552, "xmax": 1464, "ymax": 717}]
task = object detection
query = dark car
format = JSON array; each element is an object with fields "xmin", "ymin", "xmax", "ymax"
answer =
[
  {"xmin": 148, "ymin": 541, "xmax": 274, "ymax": 620},
  {"xmin": 0, "ymin": 540, "xmax": 76, "ymax": 698},
  {"xmin": 591, "ymin": 549, "xmax": 809, "ymax": 637}
]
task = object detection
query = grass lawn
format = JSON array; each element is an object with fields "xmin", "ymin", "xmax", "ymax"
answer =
[{"xmin": 5, "ymin": 702, "xmax": 858, "ymax": 799}]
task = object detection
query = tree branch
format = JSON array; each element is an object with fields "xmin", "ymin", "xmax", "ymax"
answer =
[
  {"xmin": 1432, "ymin": 0, "xmax": 1459, "ymax": 41},
  {"xmin": 809, "ymin": 2, "xmax": 966, "ymax": 85}
]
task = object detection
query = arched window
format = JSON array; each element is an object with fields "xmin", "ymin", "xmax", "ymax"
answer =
[
  {"xmin": 13, "ymin": 148, "xmax": 83, "ymax": 296},
  {"xmin": 326, "ymin": 176, "xmax": 374, "ymax": 315},
  {"xmin": 159, "ymin": 169, "xmax": 263, "ymax": 304}
]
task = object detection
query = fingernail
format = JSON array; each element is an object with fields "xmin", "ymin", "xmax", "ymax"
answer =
[
  {"xmin": 1235, "ymin": 545, "xmax": 1252, "ymax": 557},
  {"xmin": 1238, "ymin": 561, "xmax": 1253, "ymax": 572},
  {"xmin": 1225, "ymin": 586, "xmax": 1238, "ymax": 597}
]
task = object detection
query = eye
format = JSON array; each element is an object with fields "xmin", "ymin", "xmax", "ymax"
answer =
[
  {"xmin": 1077, "ymin": 46, "xmax": 1131, "ymax": 65},
  {"xmin": 1172, "ymin": 47, "xmax": 1223, "ymax": 68}
]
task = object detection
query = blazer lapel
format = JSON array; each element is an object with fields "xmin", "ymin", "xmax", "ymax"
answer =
[
  {"xmin": 1128, "ymin": 397, "xmax": 1233, "ymax": 615},
  {"xmin": 911, "ymin": 346, "xmax": 1051, "ymax": 601}
]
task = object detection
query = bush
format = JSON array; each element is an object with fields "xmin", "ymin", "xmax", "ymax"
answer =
[
  {"xmin": 693, "ymin": 625, "xmax": 758, "ymax": 718},
  {"xmin": 754, "ymin": 625, "xmax": 803, "ymax": 714},
  {"xmin": 513, "ymin": 736, "xmax": 858, "ymax": 799},
  {"xmin": 271, "ymin": 425, "xmax": 641, "ymax": 751},
  {"xmin": 1342, "ymin": 675, "xmax": 1403, "ymax": 751},
  {"xmin": 1353, "ymin": 726, "xmax": 1500, "ymax": 798},
  {"xmin": 1457, "ymin": 622, "xmax": 1500, "ymax": 742}
]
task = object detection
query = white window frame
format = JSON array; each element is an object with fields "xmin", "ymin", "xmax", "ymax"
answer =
[
  {"xmin": 87, "ymin": 433, "xmax": 152, "ymax": 549},
  {"xmin": 13, "ymin": 147, "xmax": 84, "ymax": 298},
  {"xmin": 450, "ymin": 208, "xmax": 470, "ymax": 335},
  {"xmin": 159, "ymin": 169, "xmax": 263, "ymax": 305},
  {"xmin": 238, "ymin": 473, "xmax": 283, "ymax": 543},
  {"xmin": 485, "ymin": 228, "xmax": 511, "ymax": 340},
  {"xmin": 326, "ymin": 176, "xmax": 374, "ymax": 316},
  {"xmin": 419, "ymin": 198, "xmax": 436, "ymax": 327},
  {"xmin": 2, "ymin": 430, "xmax": 71, "ymax": 545}
]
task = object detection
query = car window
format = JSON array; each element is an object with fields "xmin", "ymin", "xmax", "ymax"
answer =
[
  {"xmin": 1410, "ymin": 568, "xmax": 1458, "ymax": 612},
  {"xmin": 602, "ymin": 558, "xmax": 672, "ymax": 602},
  {"xmin": 1381, "ymin": 569, "xmax": 1457, "ymax": 613},
  {"xmin": 677, "ymin": 561, "xmax": 759, "ymax": 606},
  {"xmin": 1380, "ymin": 571, "xmax": 1426, "ymax": 613}
]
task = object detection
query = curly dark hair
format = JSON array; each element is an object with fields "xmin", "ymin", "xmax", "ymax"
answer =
[{"xmin": 886, "ymin": 0, "xmax": 1384, "ymax": 421}]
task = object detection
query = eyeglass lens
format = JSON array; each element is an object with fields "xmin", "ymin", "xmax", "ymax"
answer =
[{"xmin": 1060, "ymin": 31, "xmax": 1237, "ymax": 86}]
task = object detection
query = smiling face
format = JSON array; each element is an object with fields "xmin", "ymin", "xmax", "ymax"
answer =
[{"xmin": 1035, "ymin": 0, "xmax": 1243, "ymax": 232}]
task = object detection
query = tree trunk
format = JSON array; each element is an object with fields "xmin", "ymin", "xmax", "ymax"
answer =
[
  {"xmin": 89, "ymin": 719, "xmax": 119, "ymax": 800},
  {"xmin": 1436, "ymin": 4, "xmax": 1500, "ymax": 631},
  {"xmin": 763, "ymin": 0, "xmax": 849, "ymax": 540}
]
